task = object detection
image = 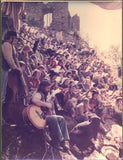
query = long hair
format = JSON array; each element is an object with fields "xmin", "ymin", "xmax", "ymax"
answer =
[{"xmin": 37, "ymin": 80, "xmax": 51, "ymax": 93}]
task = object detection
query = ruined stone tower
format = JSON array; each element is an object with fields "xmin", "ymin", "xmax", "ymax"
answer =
[{"xmin": 24, "ymin": 2, "xmax": 80, "ymax": 33}]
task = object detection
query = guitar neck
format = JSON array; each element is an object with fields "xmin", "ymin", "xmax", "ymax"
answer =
[{"xmin": 13, "ymin": 47, "xmax": 29, "ymax": 104}]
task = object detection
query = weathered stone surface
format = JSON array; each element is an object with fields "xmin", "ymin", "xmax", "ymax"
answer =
[
  {"xmin": 84, "ymin": 150, "xmax": 107, "ymax": 160},
  {"xmin": 71, "ymin": 14, "xmax": 80, "ymax": 32},
  {"xmin": 101, "ymin": 124, "xmax": 122, "ymax": 158},
  {"xmin": 24, "ymin": 2, "xmax": 80, "ymax": 33},
  {"xmin": 24, "ymin": 2, "xmax": 45, "ymax": 28}
]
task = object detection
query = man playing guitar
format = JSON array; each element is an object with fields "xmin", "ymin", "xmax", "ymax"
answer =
[{"xmin": 31, "ymin": 80, "xmax": 70, "ymax": 152}]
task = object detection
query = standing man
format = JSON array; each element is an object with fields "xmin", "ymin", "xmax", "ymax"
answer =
[
  {"xmin": 2, "ymin": 31, "xmax": 21, "ymax": 104},
  {"xmin": 32, "ymin": 80, "xmax": 70, "ymax": 151}
]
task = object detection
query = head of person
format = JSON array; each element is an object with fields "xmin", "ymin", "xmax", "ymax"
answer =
[
  {"xmin": 66, "ymin": 72, "xmax": 72, "ymax": 78},
  {"xmin": 62, "ymin": 78, "xmax": 70, "ymax": 87},
  {"xmin": 31, "ymin": 55, "xmax": 37, "ymax": 65},
  {"xmin": 92, "ymin": 90, "xmax": 99, "ymax": 99},
  {"xmin": 32, "ymin": 69, "xmax": 41, "ymax": 79},
  {"xmin": 22, "ymin": 45, "xmax": 30, "ymax": 54},
  {"xmin": 58, "ymin": 60, "xmax": 63, "ymax": 66},
  {"xmin": 19, "ymin": 61, "xmax": 26, "ymax": 71},
  {"xmin": 37, "ymin": 65, "xmax": 45, "ymax": 72},
  {"xmin": 50, "ymin": 82, "xmax": 59, "ymax": 91},
  {"xmin": 108, "ymin": 107, "xmax": 114, "ymax": 116},
  {"xmin": 83, "ymin": 98, "xmax": 89, "ymax": 106},
  {"xmin": 72, "ymin": 70, "xmax": 76, "ymax": 75},
  {"xmin": 43, "ymin": 57, "xmax": 48, "ymax": 64},
  {"xmin": 69, "ymin": 85, "xmax": 76, "ymax": 93},
  {"xmin": 50, "ymin": 60, "xmax": 56, "ymax": 68},
  {"xmin": 71, "ymin": 97, "xmax": 77, "ymax": 106},
  {"xmin": 49, "ymin": 70, "xmax": 59, "ymax": 82},
  {"xmin": 116, "ymin": 97, "xmax": 122, "ymax": 106},
  {"xmin": 4, "ymin": 31, "xmax": 18, "ymax": 44},
  {"xmin": 38, "ymin": 80, "xmax": 51, "ymax": 95}
]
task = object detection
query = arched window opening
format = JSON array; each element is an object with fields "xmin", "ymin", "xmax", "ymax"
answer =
[{"xmin": 44, "ymin": 13, "xmax": 52, "ymax": 28}]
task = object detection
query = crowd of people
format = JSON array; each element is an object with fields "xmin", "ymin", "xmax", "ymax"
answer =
[
  {"xmin": 2, "ymin": 23, "xmax": 122, "ymax": 153},
  {"xmin": 18, "ymin": 23, "xmax": 122, "ymax": 117}
]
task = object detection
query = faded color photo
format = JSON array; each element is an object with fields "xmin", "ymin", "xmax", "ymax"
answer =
[{"xmin": 1, "ymin": 1, "xmax": 122, "ymax": 160}]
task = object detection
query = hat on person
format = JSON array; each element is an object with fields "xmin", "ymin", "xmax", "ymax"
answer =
[
  {"xmin": 4, "ymin": 31, "xmax": 17, "ymax": 40},
  {"xmin": 37, "ymin": 65, "xmax": 45, "ymax": 70},
  {"xmin": 19, "ymin": 61, "xmax": 26, "ymax": 66}
]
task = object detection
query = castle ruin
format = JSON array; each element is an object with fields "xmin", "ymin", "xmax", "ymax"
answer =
[{"xmin": 24, "ymin": 2, "xmax": 80, "ymax": 33}]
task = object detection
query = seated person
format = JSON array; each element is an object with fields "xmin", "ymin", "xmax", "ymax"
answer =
[
  {"xmin": 31, "ymin": 80, "xmax": 70, "ymax": 151},
  {"xmin": 64, "ymin": 97, "xmax": 77, "ymax": 117},
  {"xmin": 75, "ymin": 98, "xmax": 90, "ymax": 123},
  {"xmin": 115, "ymin": 97, "xmax": 122, "ymax": 113},
  {"xmin": 55, "ymin": 78, "xmax": 70, "ymax": 110},
  {"xmin": 64, "ymin": 85, "xmax": 76, "ymax": 103},
  {"xmin": 89, "ymin": 90, "xmax": 104, "ymax": 116},
  {"xmin": 101, "ymin": 105, "xmax": 114, "ymax": 123},
  {"xmin": 29, "ymin": 69, "xmax": 41, "ymax": 92},
  {"xmin": 18, "ymin": 45, "xmax": 32, "ymax": 74}
]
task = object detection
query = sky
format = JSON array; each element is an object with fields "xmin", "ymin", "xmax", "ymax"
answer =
[{"xmin": 68, "ymin": 2, "xmax": 122, "ymax": 53}]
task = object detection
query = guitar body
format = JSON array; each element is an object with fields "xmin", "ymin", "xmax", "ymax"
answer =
[{"xmin": 23, "ymin": 105, "xmax": 47, "ymax": 129}]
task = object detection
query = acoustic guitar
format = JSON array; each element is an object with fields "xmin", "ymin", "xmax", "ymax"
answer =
[
  {"xmin": 22, "ymin": 90, "xmax": 60, "ymax": 129},
  {"xmin": 23, "ymin": 105, "xmax": 48, "ymax": 129}
]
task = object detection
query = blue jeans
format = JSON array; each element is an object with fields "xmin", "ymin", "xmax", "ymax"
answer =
[
  {"xmin": 1, "ymin": 68, "xmax": 8, "ymax": 104},
  {"xmin": 47, "ymin": 115, "xmax": 69, "ymax": 142}
]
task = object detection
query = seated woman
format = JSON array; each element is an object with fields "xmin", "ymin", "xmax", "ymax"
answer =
[
  {"xmin": 29, "ymin": 69, "xmax": 41, "ymax": 92},
  {"xmin": 18, "ymin": 45, "xmax": 32, "ymax": 75}
]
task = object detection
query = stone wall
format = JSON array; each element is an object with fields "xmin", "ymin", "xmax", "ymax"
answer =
[
  {"xmin": 71, "ymin": 14, "xmax": 80, "ymax": 32},
  {"xmin": 24, "ymin": 2, "xmax": 79, "ymax": 33},
  {"xmin": 24, "ymin": 2, "xmax": 45, "ymax": 28},
  {"xmin": 48, "ymin": 2, "xmax": 70, "ymax": 32}
]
